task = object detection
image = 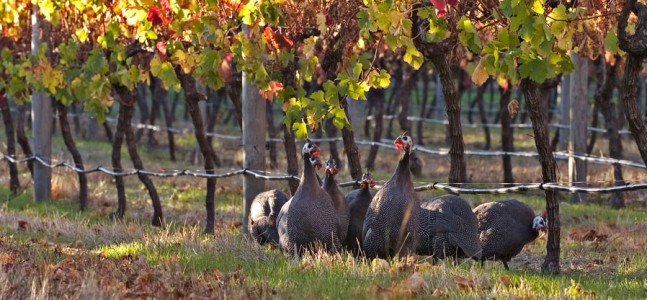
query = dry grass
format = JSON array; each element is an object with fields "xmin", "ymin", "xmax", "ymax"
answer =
[{"xmin": 0, "ymin": 119, "xmax": 646, "ymax": 298}]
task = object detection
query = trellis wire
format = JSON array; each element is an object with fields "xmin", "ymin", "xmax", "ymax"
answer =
[
  {"xmin": 366, "ymin": 115, "xmax": 633, "ymax": 134},
  {"xmin": 2, "ymin": 153, "xmax": 647, "ymax": 194},
  {"xmin": 103, "ymin": 117, "xmax": 646, "ymax": 169}
]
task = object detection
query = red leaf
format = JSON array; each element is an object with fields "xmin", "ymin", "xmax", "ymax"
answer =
[
  {"xmin": 446, "ymin": 0, "xmax": 457, "ymax": 5},
  {"xmin": 260, "ymin": 81, "xmax": 284, "ymax": 102},
  {"xmin": 155, "ymin": 41, "xmax": 167, "ymax": 57},
  {"xmin": 147, "ymin": 6, "xmax": 170, "ymax": 25},
  {"xmin": 430, "ymin": 0, "xmax": 446, "ymax": 17},
  {"xmin": 219, "ymin": 52, "xmax": 233, "ymax": 83},
  {"xmin": 160, "ymin": 0, "xmax": 171, "ymax": 12},
  {"xmin": 264, "ymin": 27, "xmax": 293, "ymax": 51}
]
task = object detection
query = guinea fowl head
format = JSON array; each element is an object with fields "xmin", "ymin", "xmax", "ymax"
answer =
[
  {"xmin": 324, "ymin": 158, "xmax": 338, "ymax": 176},
  {"xmin": 360, "ymin": 171, "xmax": 376, "ymax": 189},
  {"xmin": 394, "ymin": 132, "xmax": 413, "ymax": 152},
  {"xmin": 532, "ymin": 215, "xmax": 547, "ymax": 232},
  {"xmin": 303, "ymin": 139, "xmax": 322, "ymax": 169}
]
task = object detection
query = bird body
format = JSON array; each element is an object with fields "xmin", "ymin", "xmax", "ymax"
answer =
[
  {"xmin": 248, "ymin": 189, "xmax": 289, "ymax": 246},
  {"xmin": 322, "ymin": 159, "xmax": 350, "ymax": 245},
  {"xmin": 277, "ymin": 140, "xmax": 341, "ymax": 255},
  {"xmin": 363, "ymin": 134, "xmax": 420, "ymax": 258},
  {"xmin": 344, "ymin": 172, "xmax": 376, "ymax": 253},
  {"xmin": 473, "ymin": 199, "xmax": 546, "ymax": 269},
  {"xmin": 418, "ymin": 194, "xmax": 482, "ymax": 260}
]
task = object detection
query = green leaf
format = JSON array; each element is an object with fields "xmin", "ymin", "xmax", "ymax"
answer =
[
  {"xmin": 293, "ymin": 121, "xmax": 308, "ymax": 139},
  {"xmin": 519, "ymin": 57, "xmax": 551, "ymax": 83},
  {"xmin": 604, "ymin": 32, "xmax": 620, "ymax": 53},
  {"xmin": 403, "ymin": 45, "xmax": 423, "ymax": 70},
  {"xmin": 323, "ymin": 80, "xmax": 339, "ymax": 106},
  {"xmin": 457, "ymin": 16, "xmax": 482, "ymax": 53}
]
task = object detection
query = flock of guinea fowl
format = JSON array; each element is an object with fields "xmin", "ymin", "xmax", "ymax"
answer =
[{"xmin": 248, "ymin": 133, "xmax": 547, "ymax": 269}]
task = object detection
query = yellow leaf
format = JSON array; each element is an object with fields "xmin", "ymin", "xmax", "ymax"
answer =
[
  {"xmin": 315, "ymin": 13, "xmax": 328, "ymax": 36},
  {"xmin": 471, "ymin": 59, "xmax": 489, "ymax": 86}
]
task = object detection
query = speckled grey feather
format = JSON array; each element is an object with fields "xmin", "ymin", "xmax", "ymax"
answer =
[
  {"xmin": 362, "ymin": 149, "xmax": 419, "ymax": 258},
  {"xmin": 473, "ymin": 199, "xmax": 540, "ymax": 269},
  {"xmin": 418, "ymin": 195, "xmax": 482, "ymax": 260},
  {"xmin": 344, "ymin": 186, "xmax": 374, "ymax": 253},
  {"xmin": 322, "ymin": 170, "xmax": 350, "ymax": 246},
  {"xmin": 248, "ymin": 189, "xmax": 289, "ymax": 246},
  {"xmin": 277, "ymin": 150, "xmax": 341, "ymax": 255}
]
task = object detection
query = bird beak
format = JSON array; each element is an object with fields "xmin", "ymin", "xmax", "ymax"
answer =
[
  {"xmin": 394, "ymin": 137, "xmax": 403, "ymax": 150},
  {"xmin": 309, "ymin": 147, "xmax": 320, "ymax": 158}
]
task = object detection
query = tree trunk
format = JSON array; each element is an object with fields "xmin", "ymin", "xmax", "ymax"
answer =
[
  {"xmin": 568, "ymin": 54, "xmax": 589, "ymax": 203},
  {"xmin": 283, "ymin": 125, "xmax": 299, "ymax": 195},
  {"xmin": 429, "ymin": 54, "xmax": 467, "ymax": 183},
  {"xmin": 177, "ymin": 70, "xmax": 217, "ymax": 234},
  {"xmin": 56, "ymin": 102, "xmax": 88, "ymax": 211},
  {"xmin": 385, "ymin": 64, "xmax": 402, "ymax": 139},
  {"xmin": 0, "ymin": 95, "xmax": 20, "ymax": 194},
  {"xmin": 594, "ymin": 58, "xmax": 625, "ymax": 208},
  {"xmin": 365, "ymin": 88, "xmax": 385, "ymax": 170},
  {"xmin": 620, "ymin": 56, "xmax": 647, "ymax": 166},
  {"xmin": 16, "ymin": 105, "xmax": 34, "ymax": 176},
  {"xmin": 110, "ymin": 103, "xmax": 128, "ymax": 221},
  {"xmin": 114, "ymin": 86, "xmax": 164, "ymax": 226},
  {"xmin": 499, "ymin": 86, "xmax": 515, "ymax": 185},
  {"xmin": 475, "ymin": 80, "xmax": 492, "ymax": 150},
  {"xmin": 521, "ymin": 78, "xmax": 561, "ymax": 275}
]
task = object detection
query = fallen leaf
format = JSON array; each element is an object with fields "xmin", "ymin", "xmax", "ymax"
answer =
[
  {"xmin": 400, "ymin": 272, "xmax": 430, "ymax": 292},
  {"xmin": 432, "ymin": 287, "xmax": 445, "ymax": 298},
  {"xmin": 453, "ymin": 275, "xmax": 475, "ymax": 292},
  {"xmin": 17, "ymin": 220, "xmax": 30, "ymax": 230},
  {"xmin": 508, "ymin": 99, "xmax": 520, "ymax": 119},
  {"xmin": 498, "ymin": 275, "xmax": 514, "ymax": 286},
  {"xmin": 371, "ymin": 258, "xmax": 389, "ymax": 273}
]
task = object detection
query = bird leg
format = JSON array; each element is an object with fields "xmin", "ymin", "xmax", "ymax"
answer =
[{"xmin": 502, "ymin": 260, "xmax": 510, "ymax": 270}]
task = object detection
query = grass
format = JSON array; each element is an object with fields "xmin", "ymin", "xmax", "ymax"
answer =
[
  {"xmin": 1, "ymin": 111, "xmax": 647, "ymax": 298},
  {"xmin": 1, "ymin": 183, "xmax": 646, "ymax": 299}
]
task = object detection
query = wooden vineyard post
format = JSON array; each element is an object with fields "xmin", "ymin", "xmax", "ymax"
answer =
[
  {"xmin": 568, "ymin": 54, "xmax": 588, "ymax": 203},
  {"xmin": 31, "ymin": 4, "xmax": 52, "ymax": 203},
  {"xmin": 242, "ymin": 25, "xmax": 266, "ymax": 231}
]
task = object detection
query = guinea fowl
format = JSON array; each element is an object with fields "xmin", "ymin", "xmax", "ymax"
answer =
[
  {"xmin": 322, "ymin": 158, "xmax": 350, "ymax": 246},
  {"xmin": 248, "ymin": 189, "xmax": 289, "ymax": 246},
  {"xmin": 277, "ymin": 139, "xmax": 342, "ymax": 255},
  {"xmin": 418, "ymin": 195, "xmax": 482, "ymax": 261},
  {"xmin": 473, "ymin": 199, "xmax": 547, "ymax": 270},
  {"xmin": 344, "ymin": 171, "xmax": 376, "ymax": 253},
  {"xmin": 363, "ymin": 133, "xmax": 420, "ymax": 258}
]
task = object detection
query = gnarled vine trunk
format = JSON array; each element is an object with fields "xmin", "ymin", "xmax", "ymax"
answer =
[
  {"xmin": 177, "ymin": 70, "xmax": 217, "ymax": 233},
  {"xmin": 56, "ymin": 101, "xmax": 88, "ymax": 211},
  {"xmin": 16, "ymin": 104, "xmax": 34, "ymax": 177},
  {"xmin": 618, "ymin": 0, "xmax": 647, "ymax": 167},
  {"xmin": 114, "ymin": 86, "xmax": 164, "ymax": 226},
  {"xmin": 594, "ymin": 58, "xmax": 625, "ymax": 208},
  {"xmin": 521, "ymin": 78, "xmax": 561, "ymax": 275},
  {"xmin": 0, "ymin": 94, "xmax": 20, "ymax": 194}
]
